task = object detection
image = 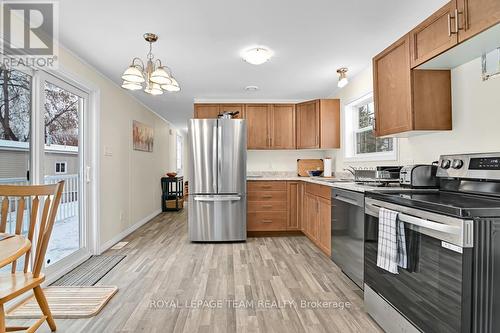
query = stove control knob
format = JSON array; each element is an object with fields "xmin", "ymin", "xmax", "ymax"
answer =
[
  {"xmin": 441, "ymin": 159, "xmax": 451, "ymax": 169},
  {"xmin": 452, "ymin": 159, "xmax": 464, "ymax": 169}
]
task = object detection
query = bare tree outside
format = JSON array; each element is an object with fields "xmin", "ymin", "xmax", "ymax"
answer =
[
  {"xmin": 0, "ymin": 67, "xmax": 31, "ymax": 142},
  {"xmin": 44, "ymin": 82, "xmax": 79, "ymax": 147},
  {"xmin": 0, "ymin": 67, "xmax": 79, "ymax": 147}
]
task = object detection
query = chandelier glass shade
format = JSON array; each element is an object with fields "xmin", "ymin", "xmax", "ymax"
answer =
[{"xmin": 121, "ymin": 33, "xmax": 180, "ymax": 95}]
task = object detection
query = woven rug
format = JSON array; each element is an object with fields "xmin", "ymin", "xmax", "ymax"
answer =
[
  {"xmin": 6, "ymin": 286, "xmax": 118, "ymax": 319},
  {"xmin": 51, "ymin": 255, "xmax": 125, "ymax": 286}
]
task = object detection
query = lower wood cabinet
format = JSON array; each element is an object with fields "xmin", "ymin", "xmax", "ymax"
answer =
[
  {"xmin": 247, "ymin": 180, "xmax": 288, "ymax": 231},
  {"xmin": 302, "ymin": 184, "xmax": 331, "ymax": 255},
  {"xmin": 287, "ymin": 182, "xmax": 302, "ymax": 230},
  {"xmin": 247, "ymin": 180, "xmax": 331, "ymax": 256}
]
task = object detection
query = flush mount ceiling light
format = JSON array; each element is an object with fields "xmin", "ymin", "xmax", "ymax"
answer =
[
  {"xmin": 121, "ymin": 33, "xmax": 181, "ymax": 95},
  {"xmin": 245, "ymin": 85, "xmax": 259, "ymax": 92},
  {"xmin": 337, "ymin": 67, "xmax": 349, "ymax": 88},
  {"xmin": 241, "ymin": 46, "xmax": 274, "ymax": 65}
]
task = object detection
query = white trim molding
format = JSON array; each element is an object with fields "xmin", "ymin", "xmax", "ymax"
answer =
[{"xmin": 99, "ymin": 209, "xmax": 161, "ymax": 254}]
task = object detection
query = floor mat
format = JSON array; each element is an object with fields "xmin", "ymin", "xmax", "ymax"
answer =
[
  {"xmin": 51, "ymin": 255, "xmax": 125, "ymax": 286},
  {"xmin": 6, "ymin": 286, "xmax": 118, "ymax": 319}
]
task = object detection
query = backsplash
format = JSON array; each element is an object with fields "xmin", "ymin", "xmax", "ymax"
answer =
[{"xmin": 247, "ymin": 150, "xmax": 334, "ymax": 172}]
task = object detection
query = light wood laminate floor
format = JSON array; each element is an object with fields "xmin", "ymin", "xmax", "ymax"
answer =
[{"xmin": 10, "ymin": 209, "xmax": 382, "ymax": 333}]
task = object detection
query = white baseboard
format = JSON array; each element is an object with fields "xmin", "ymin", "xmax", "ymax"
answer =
[{"xmin": 99, "ymin": 209, "xmax": 162, "ymax": 254}]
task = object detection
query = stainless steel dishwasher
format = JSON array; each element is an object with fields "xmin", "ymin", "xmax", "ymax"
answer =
[{"xmin": 331, "ymin": 188, "xmax": 365, "ymax": 289}]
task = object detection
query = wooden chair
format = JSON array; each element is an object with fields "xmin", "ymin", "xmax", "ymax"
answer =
[{"xmin": 0, "ymin": 181, "xmax": 64, "ymax": 333}]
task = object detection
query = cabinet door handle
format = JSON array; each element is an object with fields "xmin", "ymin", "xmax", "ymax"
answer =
[
  {"xmin": 447, "ymin": 14, "xmax": 452, "ymax": 36},
  {"xmin": 455, "ymin": 9, "xmax": 462, "ymax": 32},
  {"xmin": 261, "ymin": 220, "xmax": 273, "ymax": 224},
  {"xmin": 262, "ymin": 195, "xmax": 273, "ymax": 199},
  {"xmin": 261, "ymin": 185, "xmax": 272, "ymax": 189}
]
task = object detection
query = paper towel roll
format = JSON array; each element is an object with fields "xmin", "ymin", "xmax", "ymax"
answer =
[{"xmin": 324, "ymin": 158, "xmax": 332, "ymax": 177}]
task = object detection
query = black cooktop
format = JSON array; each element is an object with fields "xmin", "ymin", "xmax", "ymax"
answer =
[{"xmin": 367, "ymin": 190, "xmax": 500, "ymax": 218}]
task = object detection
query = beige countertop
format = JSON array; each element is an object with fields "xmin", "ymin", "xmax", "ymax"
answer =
[{"xmin": 246, "ymin": 173, "xmax": 405, "ymax": 193}]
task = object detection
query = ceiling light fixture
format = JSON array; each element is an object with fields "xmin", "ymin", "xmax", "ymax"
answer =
[
  {"xmin": 121, "ymin": 33, "xmax": 180, "ymax": 95},
  {"xmin": 242, "ymin": 46, "xmax": 273, "ymax": 65},
  {"xmin": 337, "ymin": 67, "xmax": 349, "ymax": 88}
]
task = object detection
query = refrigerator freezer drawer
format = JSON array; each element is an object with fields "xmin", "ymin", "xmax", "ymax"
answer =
[{"xmin": 188, "ymin": 195, "xmax": 247, "ymax": 241}]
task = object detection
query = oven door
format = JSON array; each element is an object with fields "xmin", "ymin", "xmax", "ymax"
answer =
[{"xmin": 364, "ymin": 197, "xmax": 473, "ymax": 333}]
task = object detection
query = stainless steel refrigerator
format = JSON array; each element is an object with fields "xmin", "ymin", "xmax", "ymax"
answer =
[{"xmin": 188, "ymin": 118, "xmax": 247, "ymax": 242}]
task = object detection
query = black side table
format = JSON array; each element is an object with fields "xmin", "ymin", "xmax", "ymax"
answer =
[{"xmin": 161, "ymin": 176, "xmax": 184, "ymax": 211}]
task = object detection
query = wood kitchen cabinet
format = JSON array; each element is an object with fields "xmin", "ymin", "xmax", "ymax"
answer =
[
  {"xmin": 193, "ymin": 104, "xmax": 243, "ymax": 119},
  {"xmin": 271, "ymin": 104, "xmax": 296, "ymax": 149},
  {"xmin": 193, "ymin": 104, "xmax": 220, "ymax": 119},
  {"xmin": 245, "ymin": 104, "xmax": 295, "ymax": 149},
  {"xmin": 302, "ymin": 183, "xmax": 331, "ymax": 255},
  {"xmin": 373, "ymin": 34, "xmax": 452, "ymax": 137},
  {"xmin": 457, "ymin": 0, "xmax": 500, "ymax": 43},
  {"xmin": 245, "ymin": 104, "xmax": 271, "ymax": 149},
  {"xmin": 409, "ymin": 0, "xmax": 500, "ymax": 68},
  {"xmin": 219, "ymin": 104, "xmax": 244, "ymax": 118},
  {"xmin": 317, "ymin": 197, "xmax": 331, "ymax": 255},
  {"xmin": 409, "ymin": 1, "xmax": 459, "ymax": 68},
  {"xmin": 287, "ymin": 182, "xmax": 301, "ymax": 230},
  {"xmin": 303, "ymin": 193, "xmax": 318, "ymax": 241},
  {"xmin": 247, "ymin": 181, "xmax": 288, "ymax": 231},
  {"xmin": 296, "ymin": 99, "xmax": 340, "ymax": 149}
]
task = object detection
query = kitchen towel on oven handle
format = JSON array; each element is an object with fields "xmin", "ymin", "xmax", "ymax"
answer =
[{"xmin": 377, "ymin": 208, "xmax": 407, "ymax": 274}]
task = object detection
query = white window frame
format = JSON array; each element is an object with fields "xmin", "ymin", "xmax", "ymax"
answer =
[
  {"xmin": 344, "ymin": 93, "xmax": 398, "ymax": 162},
  {"xmin": 55, "ymin": 161, "xmax": 67, "ymax": 174}
]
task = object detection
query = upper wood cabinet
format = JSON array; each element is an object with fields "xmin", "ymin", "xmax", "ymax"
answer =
[
  {"xmin": 457, "ymin": 0, "xmax": 500, "ymax": 43},
  {"xmin": 270, "ymin": 104, "xmax": 296, "ymax": 149},
  {"xmin": 245, "ymin": 104, "xmax": 296, "ymax": 150},
  {"xmin": 296, "ymin": 101, "xmax": 319, "ymax": 149},
  {"xmin": 193, "ymin": 104, "xmax": 243, "ymax": 119},
  {"xmin": 296, "ymin": 99, "xmax": 340, "ymax": 149},
  {"xmin": 219, "ymin": 104, "xmax": 244, "ymax": 118},
  {"xmin": 194, "ymin": 101, "xmax": 336, "ymax": 149},
  {"xmin": 245, "ymin": 104, "xmax": 271, "ymax": 149},
  {"xmin": 410, "ymin": 1, "xmax": 458, "ymax": 68},
  {"xmin": 373, "ymin": 34, "xmax": 452, "ymax": 136},
  {"xmin": 193, "ymin": 104, "xmax": 220, "ymax": 119},
  {"xmin": 409, "ymin": 0, "xmax": 500, "ymax": 68}
]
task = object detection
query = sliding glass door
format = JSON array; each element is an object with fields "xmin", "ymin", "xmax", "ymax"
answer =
[{"xmin": 0, "ymin": 66, "xmax": 91, "ymax": 275}]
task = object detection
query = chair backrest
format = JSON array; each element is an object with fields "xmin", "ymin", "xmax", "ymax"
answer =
[{"xmin": 0, "ymin": 181, "xmax": 64, "ymax": 277}]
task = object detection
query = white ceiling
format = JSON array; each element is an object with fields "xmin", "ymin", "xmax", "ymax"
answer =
[{"xmin": 58, "ymin": 0, "xmax": 448, "ymax": 129}]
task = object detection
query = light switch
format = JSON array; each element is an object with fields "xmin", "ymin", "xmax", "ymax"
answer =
[{"xmin": 104, "ymin": 146, "xmax": 113, "ymax": 157}]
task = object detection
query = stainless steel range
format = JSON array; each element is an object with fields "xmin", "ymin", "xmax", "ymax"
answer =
[
  {"xmin": 364, "ymin": 152, "xmax": 500, "ymax": 333},
  {"xmin": 188, "ymin": 117, "xmax": 247, "ymax": 242}
]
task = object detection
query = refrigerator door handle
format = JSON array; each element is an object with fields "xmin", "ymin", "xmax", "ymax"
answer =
[
  {"xmin": 217, "ymin": 121, "xmax": 222, "ymax": 192},
  {"xmin": 212, "ymin": 122, "xmax": 218, "ymax": 192},
  {"xmin": 194, "ymin": 195, "xmax": 241, "ymax": 202}
]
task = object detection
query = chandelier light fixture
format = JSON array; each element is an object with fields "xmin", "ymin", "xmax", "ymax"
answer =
[{"xmin": 121, "ymin": 33, "xmax": 180, "ymax": 95}]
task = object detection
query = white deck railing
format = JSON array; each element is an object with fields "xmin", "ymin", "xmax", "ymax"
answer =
[{"xmin": 0, "ymin": 174, "xmax": 79, "ymax": 234}]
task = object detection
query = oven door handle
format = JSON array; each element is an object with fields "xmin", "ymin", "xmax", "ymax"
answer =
[{"xmin": 397, "ymin": 212, "xmax": 461, "ymax": 235}]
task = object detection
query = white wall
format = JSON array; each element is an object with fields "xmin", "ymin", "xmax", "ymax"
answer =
[
  {"xmin": 330, "ymin": 57, "xmax": 500, "ymax": 171},
  {"xmin": 247, "ymin": 150, "xmax": 333, "ymax": 172},
  {"xmin": 58, "ymin": 47, "xmax": 176, "ymax": 247}
]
